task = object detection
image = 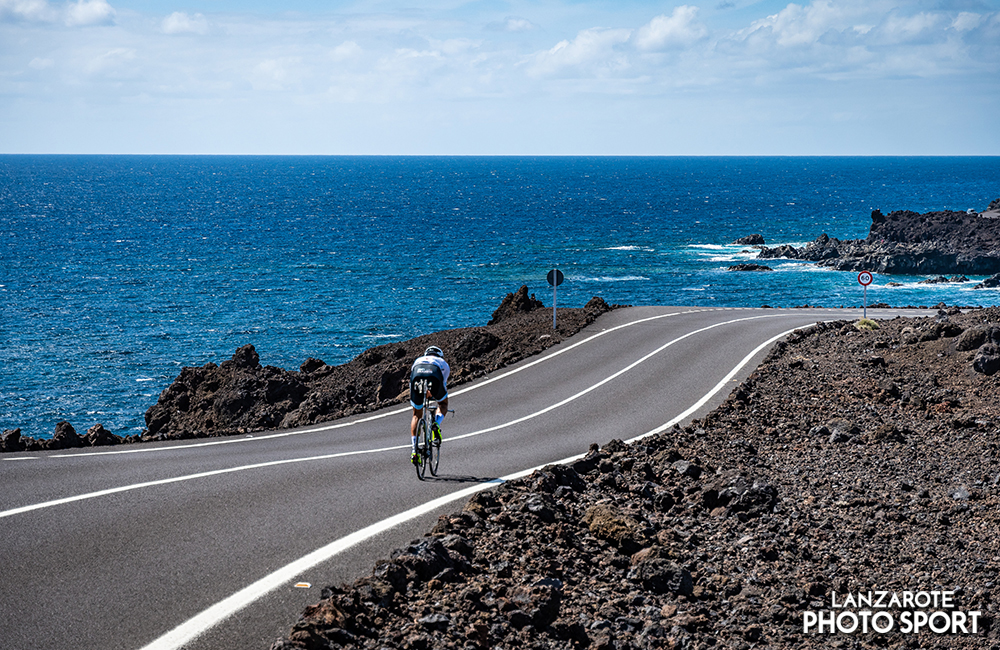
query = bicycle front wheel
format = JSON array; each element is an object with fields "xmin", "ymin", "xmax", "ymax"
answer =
[
  {"xmin": 428, "ymin": 424, "xmax": 440, "ymax": 477},
  {"xmin": 414, "ymin": 419, "xmax": 428, "ymax": 481}
]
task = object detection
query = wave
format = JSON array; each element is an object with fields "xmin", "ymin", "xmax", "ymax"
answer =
[
  {"xmin": 706, "ymin": 255, "xmax": 756, "ymax": 263},
  {"xmin": 571, "ymin": 275, "xmax": 650, "ymax": 282},
  {"xmin": 602, "ymin": 245, "xmax": 654, "ymax": 252},
  {"xmin": 880, "ymin": 280, "xmax": 988, "ymax": 291}
]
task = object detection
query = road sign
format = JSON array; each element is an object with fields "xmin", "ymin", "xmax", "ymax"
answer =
[
  {"xmin": 547, "ymin": 269, "xmax": 564, "ymax": 329},
  {"xmin": 858, "ymin": 271, "xmax": 873, "ymax": 318}
]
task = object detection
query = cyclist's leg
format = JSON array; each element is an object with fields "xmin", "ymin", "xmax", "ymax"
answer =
[
  {"xmin": 410, "ymin": 407, "xmax": 421, "ymax": 439},
  {"xmin": 430, "ymin": 375, "xmax": 447, "ymax": 444},
  {"xmin": 428, "ymin": 368, "xmax": 448, "ymax": 424},
  {"xmin": 408, "ymin": 372, "xmax": 425, "ymax": 458}
]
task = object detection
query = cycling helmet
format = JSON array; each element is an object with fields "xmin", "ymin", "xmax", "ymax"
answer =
[{"xmin": 424, "ymin": 346, "xmax": 443, "ymax": 358}]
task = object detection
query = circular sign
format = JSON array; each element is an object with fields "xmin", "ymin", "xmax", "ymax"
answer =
[
  {"xmin": 858, "ymin": 271, "xmax": 873, "ymax": 286},
  {"xmin": 547, "ymin": 269, "xmax": 564, "ymax": 287}
]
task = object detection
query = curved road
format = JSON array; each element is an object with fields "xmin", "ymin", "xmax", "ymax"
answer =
[{"xmin": 0, "ymin": 306, "xmax": 926, "ymax": 650}]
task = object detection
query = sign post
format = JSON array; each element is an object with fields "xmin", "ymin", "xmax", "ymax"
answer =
[
  {"xmin": 546, "ymin": 269, "xmax": 564, "ymax": 329},
  {"xmin": 858, "ymin": 271, "xmax": 873, "ymax": 319}
]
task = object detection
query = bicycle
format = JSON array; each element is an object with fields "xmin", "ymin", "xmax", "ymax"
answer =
[{"xmin": 412, "ymin": 378, "xmax": 442, "ymax": 480}]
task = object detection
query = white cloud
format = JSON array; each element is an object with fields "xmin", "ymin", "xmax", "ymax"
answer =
[
  {"xmin": 162, "ymin": 11, "xmax": 208, "ymax": 35},
  {"xmin": 529, "ymin": 27, "xmax": 632, "ymax": 78},
  {"xmin": 65, "ymin": 0, "xmax": 114, "ymax": 26},
  {"xmin": 743, "ymin": 1, "xmax": 856, "ymax": 47},
  {"xmin": 250, "ymin": 57, "xmax": 304, "ymax": 91},
  {"xmin": 84, "ymin": 46, "xmax": 135, "ymax": 75},
  {"xmin": 484, "ymin": 16, "xmax": 535, "ymax": 33},
  {"xmin": 2, "ymin": 0, "xmax": 116, "ymax": 26},
  {"xmin": 503, "ymin": 17, "xmax": 534, "ymax": 33},
  {"xmin": 330, "ymin": 41, "xmax": 362, "ymax": 61},
  {"xmin": 1, "ymin": 0, "xmax": 996, "ymax": 154},
  {"xmin": 876, "ymin": 11, "xmax": 944, "ymax": 44},
  {"xmin": 0, "ymin": 0, "xmax": 57, "ymax": 22},
  {"xmin": 951, "ymin": 12, "xmax": 982, "ymax": 32},
  {"xmin": 633, "ymin": 6, "xmax": 707, "ymax": 51}
]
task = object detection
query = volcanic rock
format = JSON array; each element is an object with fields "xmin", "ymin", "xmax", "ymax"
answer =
[
  {"xmin": 733, "ymin": 234, "xmax": 765, "ymax": 245},
  {"xmin": 49, "ymin": 421, "xmax": 83, "ymax": 450},
  {"xmin": 728, "ymin": 263, "xmax": 773, "ymax": 272},
  {"xmin": 757, "ymin": 202, "xmax": 1000, "ymax": 275},
  {"xmin": 272, "ymin": 306, "xmax": 1000, "ymax": 650},
  {"xmin": 974, "ymin": 344, "xmax": 1000, "ymax": 376},
  {"xmin": 976, "ymin": 273, "xmax": 1000, "ymax": 290},
  {"xmin": 84, "ymin": 424, "xmax": 122, "ymax": 447},
  {"xmin": 488, "ymin": 285, "xmax": 545, "ymax": 324},
  {"xmin": 1, "ymin": 428, "xmax": 23, "ymax": 453},
  {"xmin": 920, "ymin": 275, "xmax": 970, "ymax": 284},
  {"xmin": 137, "ymin": 287, "xmax": 618, "ymax": 441}
]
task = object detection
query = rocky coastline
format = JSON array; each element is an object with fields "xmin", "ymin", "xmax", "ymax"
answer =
[
  {"xmin": 756, "ymin": 199, "xmax": 1000, "ymax": 278},
  {"xmin": 271, "ymin": 306, "xmax": 1000, "ymax": 650},
  {"xmin": 0, "ymin": 287, "xmax": 621, "ymax": 453}
]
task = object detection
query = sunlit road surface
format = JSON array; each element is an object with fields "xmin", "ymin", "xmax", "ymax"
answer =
[{"xmin": 0, "ymin": 306, "xmax": 930, "ymax": 650}]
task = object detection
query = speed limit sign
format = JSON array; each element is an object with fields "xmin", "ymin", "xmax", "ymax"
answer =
[{"xmin": 858, "ymin": 271, "xmax": 874, "ymax": 317}]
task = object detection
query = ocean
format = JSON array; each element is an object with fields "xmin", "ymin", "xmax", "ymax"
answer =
[{"xmin": 2, "ymin": 155, "xmax": 998, "ymax": 440}]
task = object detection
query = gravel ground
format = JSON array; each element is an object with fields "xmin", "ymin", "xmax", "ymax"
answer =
[{"xmin": 270, "ymin": 307, "xmax": 1000, "ymax": 650}]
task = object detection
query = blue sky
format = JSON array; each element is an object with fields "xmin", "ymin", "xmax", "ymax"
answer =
[{"xmin": 2, "ymin": 0, "xmax": 998, "ymax": 154}]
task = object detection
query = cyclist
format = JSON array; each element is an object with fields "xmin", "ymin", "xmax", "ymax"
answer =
[{"xmin": 409, "ymin": 345, "xmax": 450, "ymax": 464}]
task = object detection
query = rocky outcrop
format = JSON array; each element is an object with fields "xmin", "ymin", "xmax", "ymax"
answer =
[
  {"xmin": 2, "ymin": 422, "xmax": 126, "ymax": 452},
  {"xmin": 83, "ymin": 424, "xmax": 121, "ymax": 447},
  {"xmin": 727, "ymin": 263, "xmax": 773, "ymax": 272},
  {"xmin": 975, "ymin": 273, "xmax": 1000, "ymax": 289},
  {"xmin": 272, "ymin": 307, "xmax": 1000, "ymax": 650},
  {"xmin": 1, "ymin": 287, "xmax": 623, "ymax": 452},
  {"xmin": 139, "ymin": 287, "xmax": 618, "ymax": 442},
  {"xmin": 1, "ymin": 429, "xmax": 24, "ymax": 453},
  {"xmin": 919, "ymin": 275, "xmax": 970, "ymax": 284},
  {"xmin": 758, "ymin": 203, "xmax": 1000, "ymax": 275},
  {"xmin": 733, "ymin": 234, "xmax": 765, "ymax": 246},
  {"xmin": 487, "ymin": 285, "xmax": 545, "ymax": 325}
]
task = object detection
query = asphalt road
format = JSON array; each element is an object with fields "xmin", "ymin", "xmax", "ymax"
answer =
[{"xmin": 0, "ymin": 306, "xmax": 928, "ymax": 650}]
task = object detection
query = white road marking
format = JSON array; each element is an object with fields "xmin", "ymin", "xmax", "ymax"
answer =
[
  {"xmin": 0, "ymin": 311, "xmax": 784, "ymax": 522},
  {"xmin": 137, "ymin": 323, "xmax": 808, "ymax": 650},
  {"xmin": 444, "ymin": 312, "xmax": 788, "ymax": 442},
  {"xmin": 39, "ymin": 308, "xmax": 714, "ymax": 459},
  {"xmin": 0, "ymin": 443, "xmax": 406, "ymax": 520},
  {"xmin": 626, "ymin": 325, "xmax": 804, "ymax": 442}
]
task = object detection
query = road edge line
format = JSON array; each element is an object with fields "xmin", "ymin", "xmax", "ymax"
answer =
[{"xmin": 137, "ymin": 322, "xmax": 810, "ymax": 650}]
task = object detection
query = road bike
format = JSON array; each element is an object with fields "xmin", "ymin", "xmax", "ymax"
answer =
[{"xmin": 412, "ymin": 378, "xmax": 442, "ymax": 480}]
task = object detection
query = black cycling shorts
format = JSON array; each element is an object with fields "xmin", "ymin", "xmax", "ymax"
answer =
[{"xmin": 409, "ymin": 363, "xmax": 447, "ymax": 409}]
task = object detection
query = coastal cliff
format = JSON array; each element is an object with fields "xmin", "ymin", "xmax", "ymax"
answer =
[{"xmin": 757, "ymin": 200, "xmax": 1000, "ymax": 276}]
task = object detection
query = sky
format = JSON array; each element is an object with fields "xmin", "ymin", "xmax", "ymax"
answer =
[{"xmin": 1, "ymin": 0, "xmax": 998, "ymax": 155}]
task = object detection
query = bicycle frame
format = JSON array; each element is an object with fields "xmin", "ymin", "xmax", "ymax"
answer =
[{"xmin": 413, "ymin": 378, "xmax": 439, "ymax": 480}]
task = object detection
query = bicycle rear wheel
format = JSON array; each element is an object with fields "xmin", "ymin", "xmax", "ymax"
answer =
[{"xmin": 414, "ymin": 418, "xmax": 428, "ymax": 480}]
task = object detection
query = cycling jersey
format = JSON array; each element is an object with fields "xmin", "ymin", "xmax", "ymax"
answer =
[
  {"xmin": 410, "ymin": 355, "xmax": 450, "ymax": 409},
  {"xmin": 411, "ymin": 355, "xmax": 450, "ymax": 381}
]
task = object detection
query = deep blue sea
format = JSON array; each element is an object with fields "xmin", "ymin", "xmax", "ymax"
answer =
[{"xmin": 2, "ymin": 156, "xmax": 998, "ymax": 440}]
